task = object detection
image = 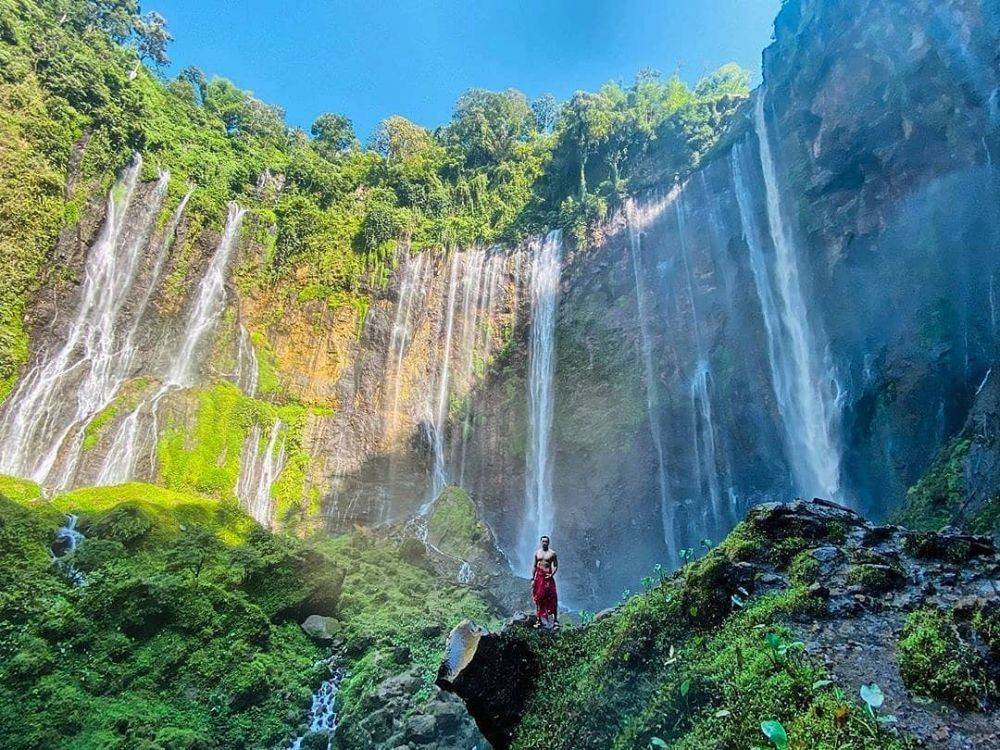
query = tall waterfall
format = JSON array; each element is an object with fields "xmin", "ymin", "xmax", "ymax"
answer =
[
  {"xmin": 96, "ymin": 202, "xmax": 245, "ymax": 486},
  {"xmin": 384, "ymin": 251, "xmax": 430, "ymax": 440},
  {"xmin": 520, "ymin": 230, "xmax": 562, "ymax": 567},
  {"xmin": 625, "ymin": 202, "xmax": 673, "ymax": 555},
  {"xmin": 236, "ymin": 419, "xmax": 287, "ymax": 526},
  {"xmin": 168, "ymin": 203, "xmax": 246, "ymax": 387},
  {"xmin": 0, "ymin": 157, "xmax": 170, "ymax": 487},
  {"xmin": 731, "ymin": 93, "xmax": 842, "ymax": 500},
  {"xmin": 419, "ymin": 248, "xmax": 509, "ymax": 509},
  {"xmin": 676, "ymin": 195, "xmax": 729, "ymax": 531}
]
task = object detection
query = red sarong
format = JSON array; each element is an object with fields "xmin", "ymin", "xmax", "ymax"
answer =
[{"xmin": 532, "ymin": 566, "xmax": 558, "ymax": 620}]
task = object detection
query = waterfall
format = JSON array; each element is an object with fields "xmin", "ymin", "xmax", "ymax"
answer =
[
  {"xmin": 676, "ymin": 195, "xmax": 729, "ymax": 532},
  {"xmin": 689, "ymin": 361, "xmax": 725, "ymax": 528},
  {"xmin": 730, "ymin": 93, "xmax": 842, "ymax": 500},
  {"xmin": 94, "ymin": 190, "xmax": 195, "ymax": 486},
  {"xmin": 0, "ymin": 157, "xmax": 171, "ymax": 487},
  {"xmin": 236, "ymin": 419, "xmax": 287, "ymax": 527},
  {"xmin": 168, "ymin": 203, "xmax": 246, "ymax": 387},
  {"xmin": 520, "ymin": 230, "xmax": 562, "ymax": 567},
  {"xmin": 51, "ymin": 514, "xmax": 86, "ymax": 586},
  {"xmin": 234, "ymin": 323, "xmax": 259, "ymax": 397},
  {"xmin": 425, "ymin": 252, "xmax": 462, "ymax": 508},
  {"xmin": 625, "ymin": 202, "xmax": 673, "ymax": 555},
  {"xmin": 96, "ymin": 196, "xmax": 243, "ymax": 488},
  {"xmin": 384, "ymin": 251, "xmax": 429, "ymax": 439}
]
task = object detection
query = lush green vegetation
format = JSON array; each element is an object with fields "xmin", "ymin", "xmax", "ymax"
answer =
[
  {"xmin": 897, "ymin": 608, "xmax": 994, "ymax": 710},
  {"xmin": 510, "ymin": 522, "xmax": 902, "ymax": 750},
  {"xmin": 0, "ymin": 479, "xmax": 497, "ymax": 749},
  {"xmin": 0, "ymin": 483, "xmax": 338, "ymax": 749},
  {"xmin": 0, "ymin": 0, "xmax": 749, "ymax": 404}
]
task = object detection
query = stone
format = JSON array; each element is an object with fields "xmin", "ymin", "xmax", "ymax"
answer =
[
  {"xmin": 300, "ymin": 615, "xmax": 341, "ymax": 641},
  {"xmin": 405, "ymin": 714, "xmax": 437, "ymax": 743}
]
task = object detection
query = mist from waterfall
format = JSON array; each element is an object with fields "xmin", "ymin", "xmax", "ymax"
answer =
[
  {"xmin": 730, "ymin": 93, "xmax": 842, "ymax": 501},
  {"xmin": 625, "ymin": 201, "xmax": 674, "ymax": 556},
  {"xmin": 236, "ymin": 419, "xmax": 287, "ymax": 526},
  {"xmin": 0, "ymin": 157, "xmax": 170, "ymax": 487},
  {"xmin": 520, "ymin": 229, "xmax": 562, "ymax": 568}
]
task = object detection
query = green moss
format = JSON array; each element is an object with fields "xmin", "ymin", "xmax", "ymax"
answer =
[
  {"xmin": 893, "ymin": 438, "xmax": 971, "ymax": 531},
  {"xmin": 81, "ymin": 402, "xmax": 118, "ymax": 451},
  {"xmin": 972, "ymin": 605, "xmax": 1000, "ymax": 659},
  {"xmin": 426, "ymin": 485, "xmax": 488, "ymax": 560},
  {"xmin": 788, "ymin": 550, "xmax": 821, "ymax": 586},
  {"xmin": 157, "ymin": 381, "xmax": 256, "ymax": 501},
  {"xmin": 0, "ymin": 474, "xmax": 42, "ymax": 503},
  {"xmin": 897, "ymin": 608, "xmax": 992, "ymax": 710},
  {"xmin": 846, "ymin": 564, "xmax": 901, "ymax": 592}
]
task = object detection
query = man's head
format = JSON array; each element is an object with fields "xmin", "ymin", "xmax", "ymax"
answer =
[{"xmin": 540, "ymin": 535, "xmax": 550, "ymax": 551}]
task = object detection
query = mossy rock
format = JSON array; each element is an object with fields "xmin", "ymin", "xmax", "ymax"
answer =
[{"xmin": 897, "ymin": 608, "xmax": 993, "ymax": 710}]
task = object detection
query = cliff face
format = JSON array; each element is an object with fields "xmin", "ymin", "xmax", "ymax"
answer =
[
  {"xmin": 457, "ymin": 0, "xmax": 1000, "ymax": 604},
  {"xmin": 2, "ymin": 0, "xmax": 997, "ymax": 608}
]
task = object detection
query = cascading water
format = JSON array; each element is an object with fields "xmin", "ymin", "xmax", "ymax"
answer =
[
  {"xmin": 95, "ymin": 202, "xmax": 245, "ymax": 486},
  {"xmin": 235, "ymin": 419, "xmax": 287, "ymax": 527},
  {"xmin": 675, "ymin": 195, "xmax": 729, "ymax": 530},
  {"xmin": 289, "ymin": 662, "xmax": 345, "ymax": 750},
  {"xmin": 625, "ymin": 201, "xmax": 674, "ymax": 555},
  {"xmin": 169, "ymin": 203, "xmax": 246, "ymax": 387},
  {"xmin": 689, "ymin": 361, "xmax": 725, "ymax": 528},
  {"xmin": 51, "ymin": 514, "xmax": 85, "ymax": 586},
  {"xmin": 384, "ymin": 251, "xmax": 430, "ymax": 440},
  {"xmin": 0, "ymin": 157, "xmax": 170, "ymax": 488},
  {"xmin": 730, "ymin": 93, "xmax": 842, "ymax": 501},
  {"xmin": 424, "ymin": 252, "xmax": 462, "ymax": 508},
  {"xmin": 520, "ymin": 230, "xmax": 562, "ymax": 568},
  {"xmin": 234, "ymin": 323, "xmax": 259, "ymax": 397}
]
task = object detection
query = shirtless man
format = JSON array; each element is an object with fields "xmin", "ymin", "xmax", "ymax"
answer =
[{"xmin": 531, "ymin": 535, "xmax": 559, "ymax": 628}]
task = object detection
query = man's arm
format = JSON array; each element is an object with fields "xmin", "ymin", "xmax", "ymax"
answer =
[{"xmin": 549, "ymin": 553, "xmax": 558, "ymax": 578}]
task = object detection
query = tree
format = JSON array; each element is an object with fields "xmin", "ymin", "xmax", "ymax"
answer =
[
  {"xmin": 83, "ymin": 0, "xmax": 138, "ymax": 42},
  {"xmin": 532, "ymin": 94, "xmax": 558, "ymax": 134},
  {"xmin": 369, "ymin": 115, "xmax": 433, "ymax": 164},
  {"xmin": 165, "ymin": 526, "xmax": 221, "ymax": 578},
  {"xmin": 133, "ymin": 11, "xmax": 172, "ymax": 66},
  {"xmin": 178, "ymin": 65, "xmax": 207, "ymax": 105},
  {"xmin": 695, "ymin": 63, "xmax": 752, "ymax": 98},
  {"xmin": 311, "ymin": 113, "xmax": 359, "ymax": 158},
  {"xmin": 444, "ymin": 88, "xmax": 535, "ymax": 168}
]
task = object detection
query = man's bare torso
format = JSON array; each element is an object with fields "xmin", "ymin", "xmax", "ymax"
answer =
[{"xmin": 535, "ymin": 548, "xmax": 557, "ymax": 575}]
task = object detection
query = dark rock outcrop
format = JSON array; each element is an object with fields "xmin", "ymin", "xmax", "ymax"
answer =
[{"xmin": 435, "ymin": 619, "xmax": 540, "ymax": 750}]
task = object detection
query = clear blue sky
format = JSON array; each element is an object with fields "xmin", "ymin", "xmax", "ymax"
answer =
[{"xmin": 150, "ymin": 0, "xmax": 780, "ymax": 140}]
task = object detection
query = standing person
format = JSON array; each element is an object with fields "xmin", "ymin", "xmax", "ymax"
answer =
[{"xmin": 531, "ymin": 535, "xmax": 559, "ymax": 628}]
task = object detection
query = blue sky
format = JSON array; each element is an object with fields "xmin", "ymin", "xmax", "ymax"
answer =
[{"xmin": 150, "ymin": 0, "xmax": 780, "ymax": 140}]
